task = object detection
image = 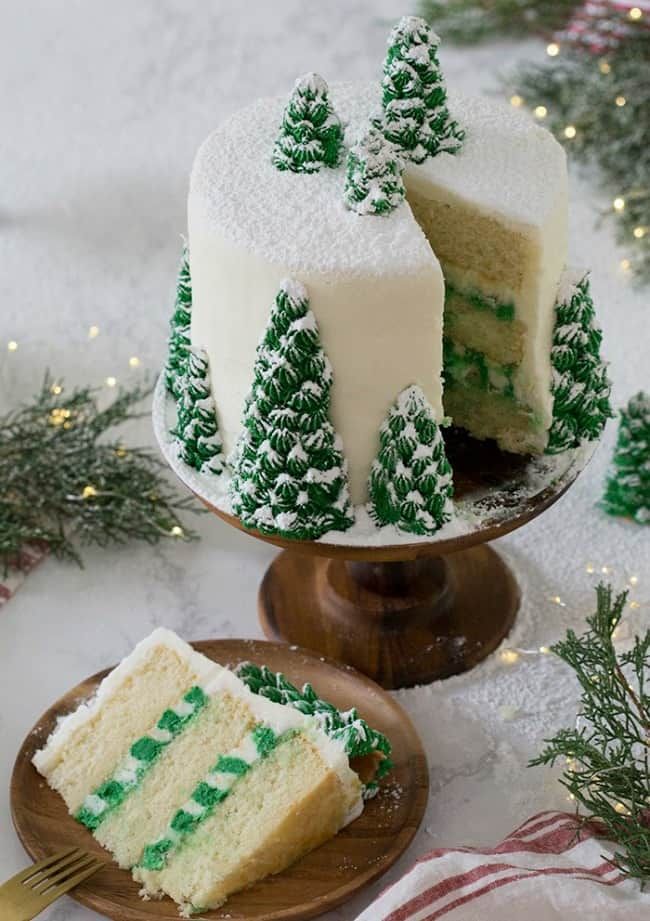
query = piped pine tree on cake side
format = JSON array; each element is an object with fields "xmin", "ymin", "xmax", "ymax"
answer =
[
  {"xmin": 546, "ymin": 271, "xmax": 613, "ymax": 455},
  {"xmin": 368, "ymin": 385, "xmax": 453, "ymax": 536},
  {"xmin": 230, "ymin": 279, "xmax": 355, "ymax": 540},
  {"xmin": 343, "ymin": 127, "xmax": 405, "ymax": 216},
  {"xmin": 602, "ymin": 392, "xmax": 650, "ymax": 525},
  {"xmin": 176, "ymin": 346, "xmax": 225, "ymax": 476},
  {"xmin": 165, "ymin": 247, "xmax": 192, "ymax": 399},
  {"xmin": 272, "ymin": 73, "xmax": 344, "ymax": 174},
  {"xmin": 373, "ymin": 16, "xmax": 464, "ymax": 165}
]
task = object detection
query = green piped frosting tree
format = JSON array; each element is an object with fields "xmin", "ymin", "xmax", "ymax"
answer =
[
  {"xmin": 343, "ymin": 127, "xmax": 405, "ymax": 216},
  {"xmin": 602, "ymin": 392, "xmax": 650, "ymax": 525},
  {"xmin": 272, "ymin": 73, "xmax": 344, "ymax": 174},
  {"xmin": 176, "ymin": 346, "xmax": 225, "ymax": 475},
  {"xmin": 230, "ymin": 279, "xmax": 354, "ymax": 539},
  {"xmin": 546, "ymin": 271, "xmax": 613, "ymax": 455},
  {"xmin": 373, "ymin": 16, "xmax": 464, "ymax": 165},
  {"xmin": 165, "ymin": 247, "xmax": 192, "ymax": 399},
  {"xmin": 368, "ymin": 385, "xmax": 453, "ymax": 535}
]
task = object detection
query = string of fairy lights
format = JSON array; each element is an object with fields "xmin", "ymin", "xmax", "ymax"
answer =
[
  {"xmin": 508, "ymin": 4, "xmax": 648, "ymax": 275},
  {"xmin": 3, "ymin": 324, "xmax": 141, "ymax": 389},
  {"xmin": 498, "ymin": 569, "xmax": 645, "ymax": 667}
]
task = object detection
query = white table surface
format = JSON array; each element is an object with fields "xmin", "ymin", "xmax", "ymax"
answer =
[{"xmin": 0, "ymin": 2, "xmax": 647, "ymax": 919}]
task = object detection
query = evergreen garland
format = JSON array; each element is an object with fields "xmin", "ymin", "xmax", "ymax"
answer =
[
  {"xmin": 530, "ymin": 584, "xmax": 650, "ymax": 883},
  {"xmin": 546, "ymin": 271, "xmax": 613, "ymax": 454},
  {"xmin": 230, "ymin": 279, "xmax": 355, "ymax": 540},
  {"xmin": 175, "ymin": 346, "xmax": 225, "ymax": 476},
  {"xmin": 368, "ymin": 385, "xmax": 454, "ymax": 535},
  {"xmin": 602, "ymin": 391, "xmax": 650, "ymax": 525},
  {"xmin": 236, "ymin": 661, "xmax": 393, "ymax": 797},
  {"xmin": 165, "ymin": 247, "xmax": 192, "ymax": 399},
  {"xmin": 343, "ymin": 127, "xmax": 405, "ymax": 216},
  {"xmin": 373, "ymin": 16, "xmax": 464, "ymax": 165},
  {"xmin": 272, "ymin": 73, "xmax": 344, "ymax": 174},
  {"xmin": 0, "ymin": 376, "xmax": 198, "ymax": 572}
]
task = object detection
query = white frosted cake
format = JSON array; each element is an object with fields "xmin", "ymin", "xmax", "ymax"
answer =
[{"xmin": 164, "ymin": 17, "xmax": 610, "ymax": 542}]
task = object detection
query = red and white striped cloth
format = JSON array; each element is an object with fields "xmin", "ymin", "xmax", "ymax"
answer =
[
  {"xmin": 355, "ymin": 811, "xmax": 650, "ymax": 920},
  {"xmin": 0, "ymin": 543, "xmax": 48, "ymax": 608}
]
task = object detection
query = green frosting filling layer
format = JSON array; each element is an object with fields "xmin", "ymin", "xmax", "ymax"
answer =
[
  {"xmin": 75, "ymin": 686, "xmax": 208, "ymax": 831},
  {"xmin": 236, "ymin": 663, "xmax": 392, "ymax": 797},
  {"xmin": 138, "ymin": 724, "xmax": 287, "ymax": 872},
  {"xmin": 445, "ymin": 281, "xmax": 515, "ymax": 322},
  {"xmin": 443, "ymin": 338, "xmax": 517, "ymax": 399}
]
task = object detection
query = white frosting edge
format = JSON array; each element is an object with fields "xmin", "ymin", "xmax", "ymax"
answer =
[{"xmin": 32, "ymin": 628, "xmax": 221, "ymax": 775}]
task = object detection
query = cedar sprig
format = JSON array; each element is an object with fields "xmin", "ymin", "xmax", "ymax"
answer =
[
  {"xmin": 511, "ymin": 33, "xmax": 650, "ymax": 284},
  {"xmin": 0, "ymin": 374, "xmax": 199, "ymax": 572},
  {"xmin": 530, "ymin": 584, "xmax": 650, "ymax": 882},
  {"xmin": 418, "ymin": 0, "xmax": 581, "ymax": 44}
]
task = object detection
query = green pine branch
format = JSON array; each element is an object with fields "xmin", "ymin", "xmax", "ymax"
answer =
[
  {"xmin": 530, "ymin": 584, "xmax": 650, "ymax": 882},
  {"xmin": 0, "ymin": 374, "xmax": 200, "ymax": 573},
  {"xmin": 510, "ymin": 34, "xmax": 650, "ymax": 284},
  {"xmin": 418, "ymin": 0, "xmax": 580, "ymax": 44}
]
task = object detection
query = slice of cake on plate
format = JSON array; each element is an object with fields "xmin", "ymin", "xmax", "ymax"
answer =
[{"xmin": 33, "ymin": 628, "xmax": 391, "ymax": 914}]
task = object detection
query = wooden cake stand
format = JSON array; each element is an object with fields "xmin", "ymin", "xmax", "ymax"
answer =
[{"xmin": 154, "ymin": 379, "xmax": 594, "ymax": 689}]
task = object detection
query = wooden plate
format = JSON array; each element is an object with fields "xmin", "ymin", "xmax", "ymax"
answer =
[{"xmin": 11, "ymin": 639, "xmax": 429, "ymax": 921}]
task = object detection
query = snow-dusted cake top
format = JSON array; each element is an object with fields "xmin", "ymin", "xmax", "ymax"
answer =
[{"xmin": 190, "ymin": 82, "xmax": 566, "ymax": 277}]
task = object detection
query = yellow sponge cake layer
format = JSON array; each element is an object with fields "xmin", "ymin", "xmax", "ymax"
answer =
[
  {"xmin": 32, "ymin": 629, "xmax": 219, "ymax": 812},
  {"xmin": 95, "ymin": 686, "xmax": 255, "ymax": 868},
  {"xmin": 135, "ymin": 730, "xmax": 354, "ymax": 914}
]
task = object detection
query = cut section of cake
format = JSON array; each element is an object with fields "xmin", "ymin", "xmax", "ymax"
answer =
[{"xmin": 33, "ymin": 629, "xmax": 390, "ymax": 915}]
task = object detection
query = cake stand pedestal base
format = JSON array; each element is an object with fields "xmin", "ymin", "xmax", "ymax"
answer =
[{"xmin": 258, "ymin": 545, "xmax": 519, "ymax": 689}]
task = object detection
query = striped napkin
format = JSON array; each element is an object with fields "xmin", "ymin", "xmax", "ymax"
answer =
[
  {"xmin": 0, "ymin": 543, "xmax": 48, "ymax": 608},
  {"xmin": 355, "ymin": 811, "xmax": 650, "ymax": 920}
]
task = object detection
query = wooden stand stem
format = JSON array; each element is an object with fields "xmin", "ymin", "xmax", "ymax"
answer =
[{"xmin": 259, "ymin": 544, "xmax": 520, "ymax": 689}]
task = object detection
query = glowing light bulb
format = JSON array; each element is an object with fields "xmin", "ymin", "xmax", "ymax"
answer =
[
  {"xmin": 171, "ymin": 525, "xmax": 184, "ymax": 537},
  {"xmin": 7, "ymin": 340, "xmax": 18, "ymax": 352},
  {"xmin": 105, "ymin": 376, "xmax": 117, "ymax": 388},
  {"xmin": 50, "ymin": 383, "xmax": 63, "ymax": 395},
  {"xmin": 586, "ymin": 563, "xmax": 595, "ymax": 574},
  {"xmin": 633, "ymin": 226, "xmax": 646, "ymax": 239},
  {"xmin": 629, "ymin": 6, "xmax": 643, "ymax": 20},
  {"xmin": 630, "ymin": 575, "xmax": 639, "ymax": 586},
  {"xmin": 510, "ymin": 94, "xmax": 523, "ymax": 108},
  {"xmin": 82, "ymin": 485, "xmax": 97, "ymax": 499},
  {"xmin": 563, "ymin": 125, "xmax": 577, "ymax": 139},
  {"xmin": 129, "ymin": 356, "xmax": 141, "ymax": 368},
  {"xmin": 539, "ymin": 646, "xmax": 551, "ymax": 654},
  {"xmin": 546, "ymin": 42, "xmax": 560, "ymax": 57},
  {"xmin": 613, "ymin": 197, "xmax": 625, "ymax": 211},
  {"xmin": 534, "ymin": 105, "xmax": 548, "ymax": 119},
  {"xmin": 599, "ymin": 59, "xmax": 611, "ymax": 74},
  {"xmin": 620, "ymin": 258, "xmax": 631, "ymax": 271},
  {"xmin": 615, "ymin": 95, "xmax": 626, "ymax": 107},
  {"xmin": 500, "ymin": 649, "xmax": 520, "ymax": 665},
  {"xmin": 88, "ymin": 325, "xmax": 100, "ymax": 339}
]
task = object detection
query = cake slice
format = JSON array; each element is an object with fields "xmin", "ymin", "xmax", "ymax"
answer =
[{"xmin": 33, "ymin": 630, "xmax": 390, "ymax": 914}]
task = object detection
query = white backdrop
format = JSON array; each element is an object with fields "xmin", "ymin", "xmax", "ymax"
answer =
[{"xmin": 0, "ymin": 2, "xmax": 647, "ymax": 918}]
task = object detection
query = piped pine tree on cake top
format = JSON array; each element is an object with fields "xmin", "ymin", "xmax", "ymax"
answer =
[
  {"xmin": 546, "ymin": 271, "xmax": 613, "ymax": 455},
  {"xmin": 343, "ymin": 127, "xmax": 405, "ymax": 216},
  {"xmin": 165, "ymin": 247, "xmax": 192, "ymax": 399},
  {"xmin": 373, "ymin": 16, "xmax": 464, "ymax": 165},
  {"xmin": 176, "ymin": 346, "xmax": 225, "ymax": 476},
  {"xmin": 272, "ymin": 73, "xmax": 344, "ymax": 174},
  {"xmin": 602, "ymin": 392, "xmax": 650, "ymax": 525},
  {"xmin": 368, "ymin": 385, "xmax": 453, "ymax": 536},
  {"xmin": 230, "ymin": 279, "xmax": 354, "ymax": 540}
]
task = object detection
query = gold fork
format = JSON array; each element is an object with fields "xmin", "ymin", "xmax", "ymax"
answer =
[{"xmin": 0, "ymin": 846, "xmax": 105, "ymax": 920}]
